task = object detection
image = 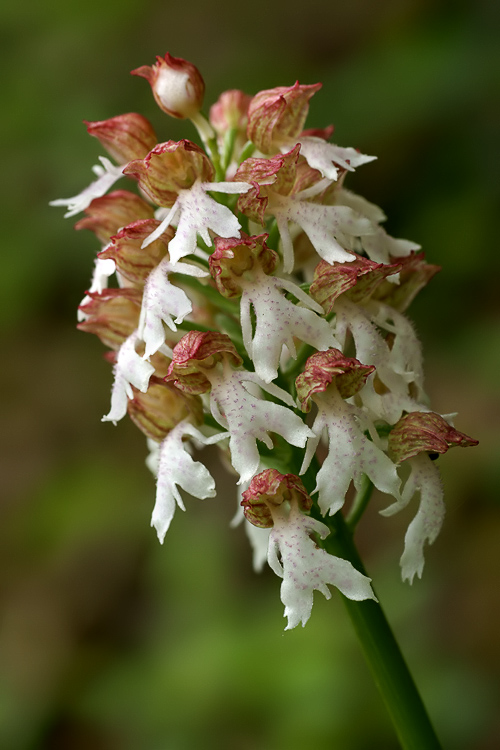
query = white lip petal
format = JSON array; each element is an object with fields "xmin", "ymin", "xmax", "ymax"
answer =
[{"xmin": 50, "ymin": 158, "xmax": 124, "ymax": 217}]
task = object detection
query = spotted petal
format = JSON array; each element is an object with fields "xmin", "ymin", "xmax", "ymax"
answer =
[
  {"xmin": 139, "ymin": 257, "xmax": 209, "ymax": 358},
  {"xmin": 151, "ymin": 421, "xmax": 229, "ymax": 542},
  {"xmin": 268, "ymin": 501, "xmax": 376, "ymax": 629},
  {"xmin": 142, "ymin": 180, "xmax": 250, "ymax": 262},
  {"xmin": 380, "ymin": 453, "xmax": 445, "ymax": 583}
]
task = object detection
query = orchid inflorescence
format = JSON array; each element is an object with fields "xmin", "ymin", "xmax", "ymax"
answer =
[{"xmin": 52, "ymin": 53, "xmax": 477, "ymax": 630}]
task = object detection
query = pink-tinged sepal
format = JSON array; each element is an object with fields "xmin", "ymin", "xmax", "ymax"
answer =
[
  {"xmin": 77, "ymin": 287, "xmax": 142, "ymax": 349},
  {"xmin": 132, "ymin": 53, "xmax": 205, "ymax": 119},
  {"xmin": 74, "ymin": 190, "xmax": 155, "ymax": 245},
  {"xmin": 310, "ymin": 255, "xmax": 402, "ymax": 313},
  {"xmin": 123, "ymin": 139, "xmax": 214, "ymax": 206},
  {"xmin": 247, "ymin": 82, "xmax": 322, "ymax": 154},
  {"xmin": 301, "ymin": 124, "xmax": 335, "ymax": 140},
  {"xmin": 245, "ymin": 81, "xmax": 374, "ymax": 181},
  {"xmin": 85, "ymin": 113, "xmax": 157, "ymax": 164},
  {"xmin": 99, "ymin": 219, "xmax": 173, "ymax": 285},
  {"xmin": 236, "ymin": 145, "xmax": 300, "ymax": 192},
  {"xmin": 372, "ymin": 252, "xmax": 441, "ymax": 312},
  {"xmin": 296, "ymin": 348, "xmax": 375, "ymax": 410},
  {"xmin": 127, "ymin": 376, "xmax": 203, "ymax": 442},
  {"xmin": 388, "ymin": 411, "xmax": 479, "ymax": 464},
  {"xmin": 166, "ymin": 331, "xmax": 243, "ymax": 394},
  {"xmin": 209, "ymin": 233, "xmax": 278, "ymax": 299},
  {"xmin": 241, "ymin": 468, "xmax": 312, "ymax": 528},
  {"xmin": 235, "ymin": 146, "xmax": 301, "ymax": 224}
]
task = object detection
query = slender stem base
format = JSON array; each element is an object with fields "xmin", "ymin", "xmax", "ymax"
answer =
[{"xmin": 323, "ymin": 512, "xmax": 442, "ymax": 750}]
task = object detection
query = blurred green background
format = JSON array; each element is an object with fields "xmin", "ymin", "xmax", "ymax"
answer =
[{"xmin": 1, "ymin": 0, "xmax": 499, "ymax": 748}]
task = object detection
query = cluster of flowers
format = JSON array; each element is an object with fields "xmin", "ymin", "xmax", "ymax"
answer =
[{"xmin": 52, "ymin": 53, "xmax": 477, "ymax": 629}]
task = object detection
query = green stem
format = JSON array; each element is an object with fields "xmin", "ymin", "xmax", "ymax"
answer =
[
  {"xmin": 345, "ymin": 474, "xmax": 374, "ymax": 531},
  {"xmin": 322, "ymin": 512, "xmax": 442, "ymax": 750},
  {"xmin": 222, "ymin": 127, "xmax": 238, "ymax": 172},
  {"xmin": 238, "ymin": 140, "xmax": 256, "ymax": 163}
]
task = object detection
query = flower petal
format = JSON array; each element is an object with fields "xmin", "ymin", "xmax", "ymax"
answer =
[
  {"xmin": 151, "ymin": 421, "xmax": 221, "ymax": 542},
  {"xmin": 292, "ymin": 137, "xmax": 376, "ymax": 180},
  {"xmin": 102, "ymin": 331, "xmax": 154, "ymax": 424},
  {"xmin": 50, "ymin": 158, "xmax": 124, "ymax": 217},
  {"xmin": 269, "ymin": 503, "xmax": 376, "ymax": 629},
  {"xmin": 381, "ymin": 454, "xmax": 445, "ymax": 584},
  {"xmin": 139, "ymin": 257, "xmax": 208, "ymax": 358}
]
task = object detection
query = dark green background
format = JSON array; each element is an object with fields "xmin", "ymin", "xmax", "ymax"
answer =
[{"xmin": 1, "ymin": 1, "xmax": 499, "ymax": 747}]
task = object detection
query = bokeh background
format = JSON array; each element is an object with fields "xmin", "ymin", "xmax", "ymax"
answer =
[{"xmin": 1, "ymin": 0, "xmax": 499, "ymax": 748}]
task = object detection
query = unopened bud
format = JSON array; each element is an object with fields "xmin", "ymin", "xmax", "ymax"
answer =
[
  {"xmin": 209, "ymin": 89, "xmax": 252, "ymax": 137},
  {"xmin": 132, "ymin": 53, "xmax": 205, "ymax": 119}
]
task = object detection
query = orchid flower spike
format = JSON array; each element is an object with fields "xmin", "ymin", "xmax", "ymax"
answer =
[{"xmin": 51, "ymin": 52, "xmax": 478, "ymax": 630}]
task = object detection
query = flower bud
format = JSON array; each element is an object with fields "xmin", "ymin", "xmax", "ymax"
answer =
[
  {"xmin": 127, "ymin": 376, "xmax": 203, "ymax": 441},
  {"xmin": 388, "ymin": 411, "xmax": 479, "ymax": 464},
  {"xmin": 241, "ymin": 469, "xmax": 312, "ymax": 528},
  {"xmin": 77, "ymin": 287, "xmax": 142, "ymax": 349},
  {"xmin": 209, "ymin": 89, "xmax": 252, "ymax": 137},
  {"xmin": 85, "ymin": 114, "xmax": 158, "ymax": 164},
  {"xmin": 132, "ymin": 53, "xmax": 205, "ymax": 119},
  {"xmin": 296, "ymin": 349, "xmax": 375, "ymax": 411},
  {"xmin": 74, "ymin": 190, "xmax": 155, "ymax": 245}
]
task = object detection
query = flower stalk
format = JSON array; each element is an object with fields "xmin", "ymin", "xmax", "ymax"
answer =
[{"xmin": 322, "ymin": 508, "xmax": 443, "ymax": 750}]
